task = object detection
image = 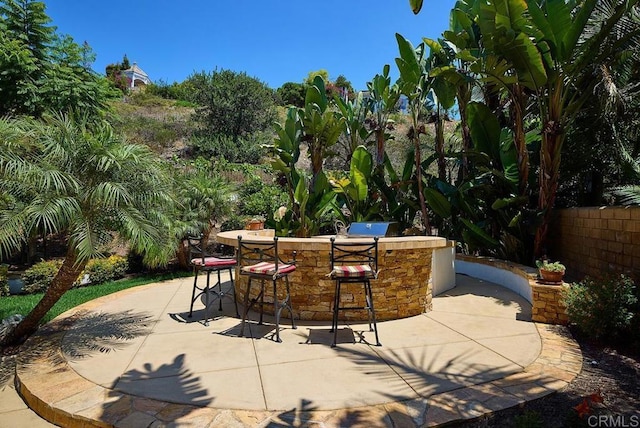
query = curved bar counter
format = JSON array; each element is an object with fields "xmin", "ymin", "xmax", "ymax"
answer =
[{"xmin": 217, "ymin": 229, "xmax": 449, "ymax": 321}]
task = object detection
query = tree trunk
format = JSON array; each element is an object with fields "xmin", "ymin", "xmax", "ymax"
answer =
[
  {"xmin": 435, "ymin": 110, "xmax": 446, "ymax": 182},
  {"xmin": 411, "ymin": 111, "xmax": 430, "ymax": 233},
  {"xmin": 1, "ymin": 248, "xmax": 87, "ymax": 347},
  {"xmin": 511, "ymin": 84, "xmax": 529, "ymax": 195},
  {"xmin": 176, "ymin": 239, "xmax": 189, "ymax": 269},
  {"xmin": 534, "ymin": 123, "xmax": 564, "ymax": 259},
  {"xmin": 534, "ymin": 77, "xmax": 566, "ymax": 259},
  {"xmin": 376, "ymin": 128, "xmax": 385, "ymax": 166},
  {"xmin": 457, "ymin": 87, "xmax": 471, "ymax": 183}
]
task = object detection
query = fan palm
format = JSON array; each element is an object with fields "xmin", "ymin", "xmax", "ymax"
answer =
[{"xmin": 0, "ymin": 113, "xmax": 175, "ymax": 346}]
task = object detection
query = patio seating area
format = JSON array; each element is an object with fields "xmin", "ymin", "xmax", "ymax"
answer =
[{"xmin": 9, "ymin": 273, "xmax": 582, "ymax": 427}]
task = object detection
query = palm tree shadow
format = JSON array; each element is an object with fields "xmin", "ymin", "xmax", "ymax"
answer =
[
  {"xmin": 265, "ymin": 398, "xmax": 367, "ymax": 427},
  {"xmin": 15, "ymin": 308, "xmax": 215, "ymax": 426},
  {"xmin": 105, "ymin": 354, "xmax": 213, "ymax": 410},
  {"xmin": 15, "ymin": 309, "xmax": 154, "ymax": 369},
  {"xmin": 337, "ymin": 343, "xmax": 520, "ymax": 404},
  {"xmin": 60, "ymin": 309, "xmax": 155, "ymax": 359}
]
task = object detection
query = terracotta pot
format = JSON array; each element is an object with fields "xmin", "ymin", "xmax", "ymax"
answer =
[
  {"xmin": 539, "ymin": 269, "xmax": 564, "ymax": 283},
  {"xmin": 246, "ymin": 221, "xmax": 264, "ymax": 231}
]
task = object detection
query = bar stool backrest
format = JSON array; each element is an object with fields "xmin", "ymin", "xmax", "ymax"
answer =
[
  {"xmin": 330, "ymin": 237, "xmax": 379, "ymax": 277},
  {"xmin": 187, "ymin": 234, "xmax": 208, "ymax": 266},
  {"xmin": 237, "ymin": 236, "xmax": 280, "ymax": 271}
]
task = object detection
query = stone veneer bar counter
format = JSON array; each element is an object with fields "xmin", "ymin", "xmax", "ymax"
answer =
[{"xmin": 217, "ymin": 229, "xmax": 449, "ymax": 321}]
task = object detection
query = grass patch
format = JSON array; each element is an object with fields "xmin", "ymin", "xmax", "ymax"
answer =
[{"xmin": 0, "ymin": 271, "xmax": 192, "ymax": 323}]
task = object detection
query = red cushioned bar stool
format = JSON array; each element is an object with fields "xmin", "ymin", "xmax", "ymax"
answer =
[
  {"xmin": 329, "ymin": 236, "xmax": 381, "ymax": 347},
  {"xmin": 237, "ymin": 236, "xmax": 296, "ymax": 342},
  {"xmin": 187, "ymin": 234, "xmax": 239, "ymax": 326}
]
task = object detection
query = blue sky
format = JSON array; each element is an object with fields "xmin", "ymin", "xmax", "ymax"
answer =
[{"xmin": 45, "ymin": 1, "xmax": 456, "ymax": 91}]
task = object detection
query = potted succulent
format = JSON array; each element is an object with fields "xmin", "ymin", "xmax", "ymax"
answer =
[
  {"xmin": 245, "ymin": 215, "xmax": 265, "ymax": 230},
  {"xmin": 536, "ymin": 259, "xmax": 566, "ymax": 283}
]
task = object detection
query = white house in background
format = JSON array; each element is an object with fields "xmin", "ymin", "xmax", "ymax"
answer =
[{"xmin": 120, "ymin": 62, "xmax": 150, "ymax": 90}]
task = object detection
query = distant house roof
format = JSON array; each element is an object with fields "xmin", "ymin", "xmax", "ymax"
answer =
[{"xmin": 121, "ymin": 62, "xmax": 150, "ymax": 89}]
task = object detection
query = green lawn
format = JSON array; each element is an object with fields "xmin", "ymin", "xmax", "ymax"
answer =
[{"xmin": 0, "ymin": 271, "xmax": 192, "ymax": 323}]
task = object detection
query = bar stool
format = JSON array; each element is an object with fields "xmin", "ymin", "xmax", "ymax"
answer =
[
  {"xmin": 329, "ymin": 236, "xmax": 380, "ymax": 347},
  {"xmin": 237, "ymin": 236, "xmax": 296, "ymax": 342},
  {"xmin": 187, "ymin": 235, "xmax": 239, "ymax": 325}
]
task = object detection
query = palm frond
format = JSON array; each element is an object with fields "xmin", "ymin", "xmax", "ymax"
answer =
[{"xmin": 609, "ymin": 186, "xmax": 640, "ymax": 205}]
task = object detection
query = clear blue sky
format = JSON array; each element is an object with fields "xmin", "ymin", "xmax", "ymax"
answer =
[{"xmin": 45, "ymin": 1, "xmax": 456, "ymax": 91}]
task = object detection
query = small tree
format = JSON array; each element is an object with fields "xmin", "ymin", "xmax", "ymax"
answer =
[{"xmin": 0, "ymin": 114, "xmax": 175, "ymax": 346}]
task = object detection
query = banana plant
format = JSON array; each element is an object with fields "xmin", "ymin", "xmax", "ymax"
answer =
[
  {"xmin": 366, "ymin": 65, "xmax": 401, "ymax": 167},
  {"xmin": 395, "ymin": 33, "xmax": 433, "ymax": 232},
  {"xmin": 269, "ymin": 80, "xmax": 343, "ymax": 237},
  {"xmin": 332, "ymin": 146, "xmax": 381, "ymax": 222},
  {"xmin": 372, "ymin": 150, "xmax": 419, "ymax": 232},
  {"xmin": 334, "ymin": 91, "xmax": 372, "ymax": 166},
  {"xmin": 302, "ymin": 76, "xmax": 345, "ymax": 192}
]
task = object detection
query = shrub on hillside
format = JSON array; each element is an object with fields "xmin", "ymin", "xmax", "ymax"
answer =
[
  {"xmin": 563, "ymin": 274, "xmax": 637, "ymax": 342},
  {"xmin": 189, "ymin": 133, "xmax": 266, "ymax": 164}
]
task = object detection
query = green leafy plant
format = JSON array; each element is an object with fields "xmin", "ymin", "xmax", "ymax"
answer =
[
  {"xmin": 563, "ymin": 274, "xmax": 637, "ymax": 341},
  {"xmin": 536, "ymin": 260, "xmax": 566, "ymax": 273},
  {"xmin": 81, "ymin": 255, "xmax": 128, "ymax": 286},
  {"xmin": 22, "ymin": 260, "xmax": 64, "ymax": 294},
  {"xmin": 268, "ymin": 79, "xmax": 343, "ymax": 237},
  {"xmin": 332, "ymin": 145, "xmax": 381, "ymax": 222}
]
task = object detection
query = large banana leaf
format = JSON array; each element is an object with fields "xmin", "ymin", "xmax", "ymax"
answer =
[
  {"xmin": 499, "ymin": 128, "xmax": 519, "ymax": 186},
  {"xmin": 424, "ymin": 187, "xmax": 452, "ymax": 218},
  {"xmin": 467, "ymin": 101, "xmax": 500, "ymax": 161},
  {"xmin": 350, "ymin": 145, "xmax": 373, "ymax": 182},
  {"xmin": 460, "ymin": 218, "xmax": 499, "ymax": 247}
]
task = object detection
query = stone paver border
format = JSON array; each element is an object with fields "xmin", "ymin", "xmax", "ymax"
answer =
[{"xmin": 14, "ymin": 281, "xmax": 582, "ymax": 427}]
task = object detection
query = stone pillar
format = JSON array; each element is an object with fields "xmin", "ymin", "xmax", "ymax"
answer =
[{"xmin": 531, "ymin": 282, "xmax": 569, "ymax": 325}]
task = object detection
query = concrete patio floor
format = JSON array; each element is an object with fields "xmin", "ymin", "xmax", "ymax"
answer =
[{"xmin": 5, "ymin": 273, "xmax": 582, "ymax": 427}]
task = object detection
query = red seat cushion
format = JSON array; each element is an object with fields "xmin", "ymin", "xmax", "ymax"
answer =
[
  {"xmin": 331, "ymin": 264, "xmax": 374, "ymax": 278},
  {"xmin": 191, "ymin": 257, "xmax": 236, "ymax": 268},
  {"xmin": 241, "ymin": 261, "xmax": 296, "ymax": 276}
]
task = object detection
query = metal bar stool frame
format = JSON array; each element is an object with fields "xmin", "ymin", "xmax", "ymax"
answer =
[
  {"xmin": 237, "ymin": 236, "xmax": 297, "ymax": 343},
  {"xmin": 329, "ymin": 236, "xmax": 381, "ymax": 347},
  {"xmin": 187, "ymin": 234, "xmax": 239, "ymax": 326}
]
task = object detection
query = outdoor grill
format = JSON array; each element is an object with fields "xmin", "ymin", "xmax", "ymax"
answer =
[{"xmin": 346, "ymin": 222, "xmax": 399, "ymax": 238}]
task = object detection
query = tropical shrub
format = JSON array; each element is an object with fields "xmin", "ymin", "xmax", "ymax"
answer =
[
  {"xmin": 81, "ymin": 255, "xmax": 128, "ymax": 286},
  {"xmin": 22, "ymin": 260, "xmax": 64, "ymax": 294},
  {"xmin": 220, "ymin": 213, "xmax": 246, "ymax": 233},
  {"xmin": 22, "ymin": 256, "xmax": 129, "ymax": 294},
  {"xmin": 237, "ymin": 177, "xmax": 288, "ymax": 221},
  {"xmin": 563, "ymin": 275, "xmax": 638, "ymax": 342}
]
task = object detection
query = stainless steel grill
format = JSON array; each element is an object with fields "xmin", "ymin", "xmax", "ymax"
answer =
[{"xmin": 347, "ymin": 222, "xmax": 398, "ymax": 238}]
